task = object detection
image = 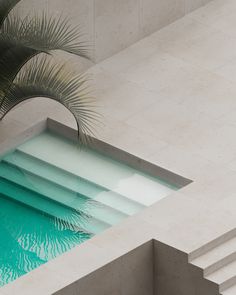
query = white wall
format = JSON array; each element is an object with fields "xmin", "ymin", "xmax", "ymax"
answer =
[{"xmin": 14, "ymin": 0, "xmax": 213, "ymax": 63}]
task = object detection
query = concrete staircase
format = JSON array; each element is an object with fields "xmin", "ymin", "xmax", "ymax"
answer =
[{"xmin": 189, "ymin": 229, "xmax": 236, "ymax": 295}]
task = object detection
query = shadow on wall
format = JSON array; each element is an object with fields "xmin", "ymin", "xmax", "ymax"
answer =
[
  {"xmin": 15, "ymin": 0, "xmax": 214, "ymax": 63},
  {"xmin": 53, "ymin": 240, "xmax": 219, "ymax": 295}
]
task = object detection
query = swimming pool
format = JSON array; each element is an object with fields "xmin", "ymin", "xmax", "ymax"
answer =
[{"xmin": 0, "ymin": 131, "xmax": 177, "ymax": 286}]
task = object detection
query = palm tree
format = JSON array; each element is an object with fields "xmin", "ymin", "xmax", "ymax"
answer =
[{"xmin": 0, "ymin": 0, "xmax": 97, "ymax": 142}]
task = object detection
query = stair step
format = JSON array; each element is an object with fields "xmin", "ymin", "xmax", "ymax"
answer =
[
  {"xmin": 17, "ymin": 131, "xmax": 175, "ymax": 206},
  {"xmin": 0, "ymin": 161, "xmax": 127, "ymax": 226},
  {"xmin": 221, "ymin": 283, "xmax": 236, "ymax": 295},
  {"xmin": 0, "ymin": 177, "xmax": 110, "ymax": 235},
  {"xmin": 205, "ymin": 260, "xmax": 236, "ymax": 292},
  {"xmin": 191, "ymin": 236, "xmax": 236, "ymax": 276},
  {"xmin": 4, "ymin": 150, "xmax": 144, "ymax": 215},
  {"xmin": 189, "ymin": 228, "xmax": 236, "ymax": 261}
]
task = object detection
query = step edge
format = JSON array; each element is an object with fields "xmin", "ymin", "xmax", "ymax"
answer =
[
  {"xmin": 2, "ymin": 159, "xmax": 128, "ymax": 221},
  {"xmin": 220, "ymin": 283, "xmax": 236, "ymax": 295},
  {"xmin": 189, "ymin": 228, "xmax": 236, "ymax": 262},
  {"xmin": 12, "ymin": 150, "xmax": 145, "ymax": 209},
  {"xmin": 0, "ymin": 190, "xmax": 93, "ymax": 235},
  {"xmin": 19, "ymin": 145, "xmax": 162, "ymax": 207},
  {"xmin": 220, "ymin": 276, "xmax": 236, "ymax": 293},
  {"xmin": 204, "ymin": 252, "xmax": 236, "ymax": 276},
  {"xmin": 0, "ymin": 175, "xmax": 112, "ymax": 230}
]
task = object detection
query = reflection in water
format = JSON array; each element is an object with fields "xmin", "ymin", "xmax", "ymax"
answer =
[
  {"xmin": 0, "ymin": 195, "xmax": 92, "ymax": 287},
  {"xmin": 0, "ymin": 161, "xmax": 109, "ymax": 287},
  {"xmin": 0, "ymin": 130, "xmax": 177, "ymax": 288}
]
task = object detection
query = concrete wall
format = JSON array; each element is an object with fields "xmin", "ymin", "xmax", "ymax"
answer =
[
  {"xmin": 154, "ymin": 241, "xmax": 219, "ymax": 295},
  {"xmin": 14, "ymin": 0, "xmax": 213, "ymax": 63},
  {"xmin": 52, "ymin": 240, "xmax": 220, "ymax": 295},
  {"xmin": 54, "ymin": 241, "xmax": 154, "ymax": 295}
]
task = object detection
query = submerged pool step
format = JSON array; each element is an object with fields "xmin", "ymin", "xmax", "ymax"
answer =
[
  {"xmin": 0, "ymin": 162, "xmax": 127, "ymax": 226},
  {"xmin": 0, "ymin": 177, "xmax": 110, "ymax": 235},
  {"xmin": 4, "ymin": 151, "xmax": 145, "ymax": 216},
  {"xmin": 17, "ymin": 132, "xmax": 174, "ymax": 206}
]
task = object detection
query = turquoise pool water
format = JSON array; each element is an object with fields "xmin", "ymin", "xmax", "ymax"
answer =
[
  {"xmin": 0, "ymin": 195, "xmax": 91, "ymax": 286},
  {"xmin": 0, "ymin": 131, "xmax": 177, "ymax": 286}
]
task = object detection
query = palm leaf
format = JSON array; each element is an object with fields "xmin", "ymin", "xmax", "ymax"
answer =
[
  {"xmin": 0, "ymin": 41, "xmax": 38, "ymax": 98},
  {"xmin": 2, "ymin": 13, "xmax": 90, "ymax": 57},
  {"xmin": 1, "ymin": 57, "xmax": 99, "ymax": 143},
  {"xmin": 0, "ymin": 0, "xmax": 21, "ymax": 27},
  {"xmin": 0, "ymin": 12, "xmax": 91, "ymax": 101}
]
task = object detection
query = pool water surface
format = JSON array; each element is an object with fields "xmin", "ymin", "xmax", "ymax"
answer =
[{"xmin": 0, "ymin": 131, "xmax": 177, "ymax": 286}]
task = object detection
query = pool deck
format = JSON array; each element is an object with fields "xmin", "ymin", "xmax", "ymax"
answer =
[{"xmin": 1, "ymin": 0, "xmax": 236, "ymax": 294}]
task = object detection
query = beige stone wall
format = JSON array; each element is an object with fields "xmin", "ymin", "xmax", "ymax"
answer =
[
  {"xmin": 54, "ymin": 241, "xmax": 154, "ymax": 295},
  {"xmin": 12, "ymin": 0, "xmax": 213, "ymax": 63},
  {"xmin": 52, "ymin": 240, "xmax": 220, "ymax": 295}
]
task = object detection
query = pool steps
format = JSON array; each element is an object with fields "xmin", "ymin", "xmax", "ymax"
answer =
[
  {"xmin": 0, "ymin": 177, "xmax": 109, "ymax": 235},
  {"xmin": 0, "ymin": 161, "xmax": 127, "ymax": 226},
  {"xmin": 189, "ymin": 229, "xmax": 236, "ymax": 294},
  {"xmin": 0, "ymin": 149, "xmax": 148, "ymax": 236},
  {"xmin": 17, "ymin": 132, "xmax": 174, "ymax": 206},
  {"xmin": 221, "ymin": 284, "xmax": 236, "ymax": 295},
  {"xmin": 0, "ymin": 131, "xmax": 175, "ymax": 248},
  {"xmin": 4, "ymin": 150, "xmax": 145, "ymax": 216}
]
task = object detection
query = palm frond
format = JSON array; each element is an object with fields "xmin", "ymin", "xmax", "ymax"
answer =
[
  {"xmin": 0, "ymin": 0, "xmax": 21, "ymax": 27},
  {"xmin": 1, "ymin": 57, "xmax": 99, "ymax": 143},
  {"xmin": 1, "ymin": 13, "xmax": 91, "ymax": 58},
  {"xmin": 0, "ymin": 12, "xmax": 91, "ymax": 95},
  {"xmin": 0, "ymin": 41, "xmax": 38, "ymax": 94}
]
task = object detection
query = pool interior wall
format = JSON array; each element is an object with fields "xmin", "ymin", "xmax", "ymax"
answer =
[{"xmin": 0, "ymin": 126, "xmax": 187, "ymax": 287}]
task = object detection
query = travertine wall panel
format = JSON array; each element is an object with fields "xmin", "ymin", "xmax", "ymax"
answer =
[{"xmin": 14, "ymin": 0, "xmax": 213, "ymax": 62}]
